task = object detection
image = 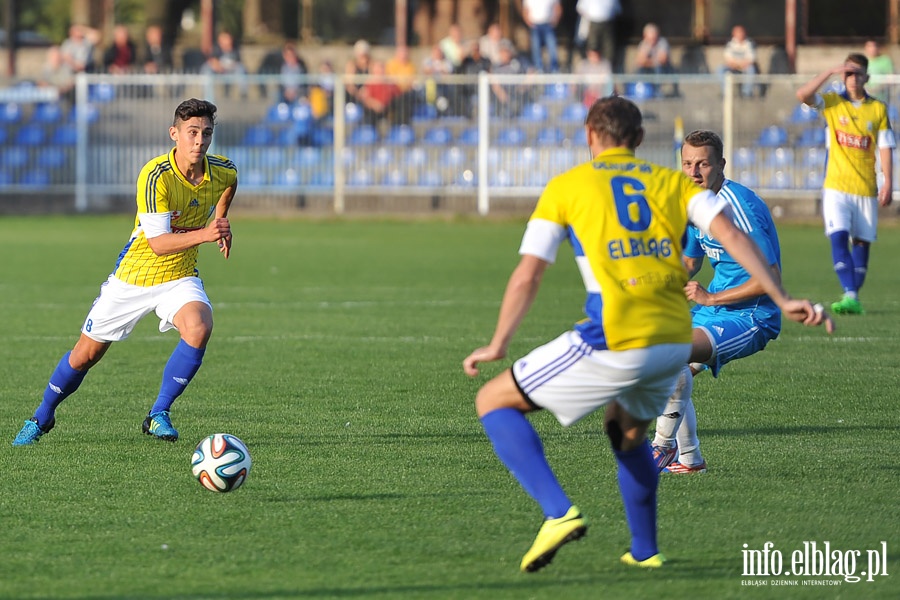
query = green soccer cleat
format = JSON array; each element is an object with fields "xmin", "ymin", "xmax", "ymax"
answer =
[
  {"xmin": 831, "ymin": 296, "xmax": 864, "ymax": 315},
  {"xmin": 520, "ymin": 506, "xmax": 587, "ymax": 573},
  {"xmin": 621, "ymin": 551, "xmax": 667, "ymax": 568},
  {"xmin": 142, "ymin": 410, "xmax": 178, "ymax": 442},
  {"xmin": 12, "ymin": 417, "xmax": 55, "ymax": 446}
]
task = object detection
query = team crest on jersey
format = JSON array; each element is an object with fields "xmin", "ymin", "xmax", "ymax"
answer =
[
  {"xmin": 839, "ymin": 116, "xmax": 849, "ymax": 126},
  {"xmin": 171, "ymin": 210, "xmax": 182, "ymax": 220},
  {"xmin": 189, "ymin": 198, "xmax": 199, "ymax": 207}
]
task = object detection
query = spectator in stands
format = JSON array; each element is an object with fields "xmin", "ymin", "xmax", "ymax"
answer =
[
  {"xmin": 280, "ymin": 42, "xmax": 309, "ymax": 104},
  {"xmin": 522, "ymin": 0, "xmax": 562, "ymax": 73},
  {"xmin": 39, "ymin": 45, "xmax": 75, "ymax": 104},
  {"xmin": 490, "ymin": 40, "xmax": 529, "ymax": 118},
  {"xmin": 142, "ymin": 25, "xmax": 173, "ymax": 74},
  {"xmin": 480, "ymin": 23, "xmax": 508, "ymax": 68},
  {"xmin": 386, "ymin": 45, "xmax": 418, "ymax": 125},
  {"xmin": 60, "ymin": 24, "xmax": 100, "ymax": 74},
  {"xmin": 720, "ymin": 24, "xmax": 759, "ymax": 98},
  {"xmin": 634, "ymin": 22, "xmax": 678, "ymax": 97},
  {"xmin": 576, "ymin": 0, "xmax": 621, "ymax": 73},
  {"xmin": 439, "ymin": 24, "xmax": 468, "ymax": 70},
  {"xmin": 864, "ymin": 39, "xmax": 894, "ymax": 102},
  {"xmin": 201, "ymin": 31, "xmax": 248, "ymax": 97},
  {"xmin": 575, "ymin": 48, "xmax": 613, "ymax": 106},
  {"xmin": 103, "ymin": 25, "xmax": 137, "ymax": 74},
  {"xmin": 309, "ymin": 60, "xmax": 335, "ymax": 122},
  {"xmin": 358, "ymin": 59, "xmax": 402, "ymax": 126},
  {"xmin": 456, "ymin": 39, "xmax": 492, "ymax": 117},
  {"xmin": 421, "ymin": 44, "xmax": 454, "ymax": 113},
  {"xmin": 345, "ymin": 39, "xmax": 372, "ymax": 103}
]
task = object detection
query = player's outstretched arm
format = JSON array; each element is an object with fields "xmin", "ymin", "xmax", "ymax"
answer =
[
  {"xmin": 708, "ymin": 213, "xmax": 834, "ymax": 332},
  {"xmin": 796, "ymin": 64, "xmax": 846, "ymax": 105},
  {"xmin": 215, "ymin": 182, "xmax": 238, "ymax": 258},
  {"xmin": 463, "ymin": 255, "xmax": 548, "ymax": 377}
]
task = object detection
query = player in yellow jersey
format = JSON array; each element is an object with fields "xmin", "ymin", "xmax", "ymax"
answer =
[
  {"xmin": 797, "ymin": 53, "xmax": 895, "ymax": 315},
  {"xmin": 463, "ymin": 96, "xmax": 832, "ymax": 573},
  {"xmin": 13, "ymin": 99, "xmax": 237, "ymax": 446}
]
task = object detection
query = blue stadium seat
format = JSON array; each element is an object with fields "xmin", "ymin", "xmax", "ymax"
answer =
[
  {"xmin": 624, "ymin": 81, "xmax": 657, "ymax": 101},
  {"xmin": 291, "ymin": 102, "xmax": 314, "ymax": 127},
  {"xmin": 345, "ymin": 102, "xmax": 362, "ymax": 124},
  {"xmin": 801, "ymin": 168, "xmax": 824, "ymax": 189},
  {"xmin": 69, "ymin": 103, "xmax": 99, "ymax": 124},
  {"xmin": 732, "ymin": 147, "xmax": 757, "ymax": 169},
  {"xmin": 37, "ymin": 146, "xmax": 67, "ymax": 169},
  {"xmin": 311, "ymin": 127, "xmax": 334, "ymax": 147},
  {"xmin": 15, "ymin": 124, "xmax": 45, "ymax": 146},
  {"xmin": 423, "ymin": 126, "xmax": 452, "ymax": 146},
  {"xmin": 536, "ymin": 126, "xmax": 565, "ymax": 146},
  {"xmin": 412, "ymin": 104, "xmax": 438, "ymax": 122},
  {"xmin": 274, "ymin": 168, "xmax": 301, "ymax": 187},
  {"xmin": 266, "ymin": 102, "xmax": 293, "ymax": 123},
  {"xmin": 765, "ymin": 147, "xmax": 794, "ymax": 168},
  {"xmin": 275, "ymin": 127, "xmax": 299, "ymax": 146},
  {"xmin": 32, "ymin": 102, "xmax": 63, "ymax": 124},
  {"xmin": 242, "ymin": 125, "xmax": 273, "ymax": 146},
  {"xmin": 735, "ymin": 169, "xmax": 758, "ymax": 188},
  {"xmin": 371, "ymin": 146, "xmax": 393, "ymax": 168},
  {"xmin": 496, "ymin": 126, "xmax": 527, "ymax": 147},
  {"xmin": 788, "ymin": 103, "xmax": 818, "ymax": 125},
  {"xmin": 51, "ymin": 123, "xmax": 78, "ymax": 145},
  {"xmin": 766, "ymin": 170, "xmax": 793, "ymax": 189},
  {"xmin": 570, "ymin": 127, "xmax": 588, "ymax": 146},
  {"xmin": 519, "ymin": 102, "xmax": 549, "ymax": 123},
  {"xmin": 242, "ymin": 169, "xmax": 266, "ymax": 187},
  {"xmin": 20, "ymin": 168, "xmax": 51, "ymax": 186},
  {"xmin": 757, "ymin": 125, "xmax": 789, "ymax": 147},
  {"xmin": 385, "ymin": 124, "xmax": 415, "ymax": 146},
  {"xmin": 382, "ymin": 169, "xmax": 408, "ymax": 186},
  {"xmin": 88, "ymin": 83, "xmax": 115, "ymax": 103},
  {"xmin": 889, "ymin": 104, "xmax": 899, "ymax": 123},
  {"xmin": 800, "ymin": 146, "xmax": 827, "ymax": 168},
  {"xmin": 796, "ymin": 127, "xmax": 826, "ymax": 147},
  {"xmin": 446, "ymin": 146, "xmax": 467, "ymax": 167},
  {"xmin": 0, "ymin": 102, "xmax": 22, "ymax": 124},
  {"xmin": 405, "ymin": 147, "xmax": 427, "ymax": 167},
  {"xmin": 490, "ymin": 169, "xmax": 514, "ymax": 186},
  {"xmin": 543, "ymin": 83, "xmax": 570, "ymax": 101},
  {"xmin": 560, "ymin": 102, "xmax": 587, "ymax": 124},
  {"xmin": 295, "ymin": 146, "xmax": 323, "ymax": 168},
  {"xmin": 348, "ymin": 168, "xmax": 373, "ymax": 186},
  {"xmin": 457, "ymin": 127, "xmax": 479, "ymax": 146},
  {"xmin": 349, "ymin": 124, "xmax": 378, "ymax": 146}
]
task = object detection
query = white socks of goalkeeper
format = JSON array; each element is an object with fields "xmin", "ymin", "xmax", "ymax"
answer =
[{"xmin": 653, "ymin": 364, "xmax": 704, "ymax": 466}]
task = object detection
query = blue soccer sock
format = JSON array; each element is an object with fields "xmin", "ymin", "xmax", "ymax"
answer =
[
  {"xmin": 829, "ymin": 232, "xmax": 857, "ymax": 295},
  {"xmin": 851, "ymin": 243, "xmax": 870, "ymax": 292},
  {"xmin": 615, "ymin": 440, "xmax": 659, "ymax": 561},
  {"xmin": 150, "ymin": 339, "xmax": 205, "ymax": 414},
  {"xmin": 34, "ymin": 352, "xmax": 88, "ymax": 427},
  {"xmin": 480, "ymin": 407, "xmax": 572, "ymax": 519}
]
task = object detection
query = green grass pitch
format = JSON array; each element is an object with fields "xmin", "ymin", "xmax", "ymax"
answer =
[{"xmin": 0, "ymin": 215, "xmax": 898, "ymax": 599}]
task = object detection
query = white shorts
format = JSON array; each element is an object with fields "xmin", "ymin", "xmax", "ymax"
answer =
[
  {"xmin": 822, "ymin": 188, "xmax": 878, "ymax": 241},
  {"xmin": 511, "ymin": 330, "xmax": 691, "ymax": 426},
  {"xmin": 82, "ymin": 275, "xmax": 211, "ymax": 342}
]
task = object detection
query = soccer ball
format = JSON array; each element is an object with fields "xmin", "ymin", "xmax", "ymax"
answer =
[{"xmin": 191, "ymin": 433, "xmax": 252, "ymax": 493}]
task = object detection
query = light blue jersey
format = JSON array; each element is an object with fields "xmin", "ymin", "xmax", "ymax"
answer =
[{"xmin": 685, "ymin": 179, "xmax": 781, "ymax": 375}]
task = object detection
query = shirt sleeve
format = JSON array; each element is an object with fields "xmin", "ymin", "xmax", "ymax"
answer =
[
  {"xmin": 139, "ymin": 212, "xmax": 172, "ymax": 238},
  {"xmin": 686, "ymin": 188, "xmax": 727, "ymax": 237},
  {"xmin": 519, "ymin": 218, "xmax": 566, "ymax": 263}
]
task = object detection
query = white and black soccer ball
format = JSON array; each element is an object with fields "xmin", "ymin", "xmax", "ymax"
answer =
[{"xmin": 191, "ymin": 433, "xmax": 252, "ymax": 493}]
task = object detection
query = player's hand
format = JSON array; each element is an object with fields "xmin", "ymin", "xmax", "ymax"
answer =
[
  {"xmin": 782, "ymin": 300, "xmax": 835, "ymax": 334},
  {"xmin": 206, "ymin": 218, "xmax": 231, "ymax": 257},
  {"xmin": 878, "ymin": 185, "xmax": 893, "ymax": 207},
  {"xmin": 683, "ymin": 280, "xmax": 713, "ymax": 305},
  {"xmin": 463, "ymin": 345, "xmax": 506, "ymax": 378},
  {"xmin": 218, "ymin": 233, "xmax": 232, "ymax": 259}
]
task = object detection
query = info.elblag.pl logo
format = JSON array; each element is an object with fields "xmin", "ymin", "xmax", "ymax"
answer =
[{"xmin": 741, "ymin": 541, "xmax": 889, "ymax": 586}]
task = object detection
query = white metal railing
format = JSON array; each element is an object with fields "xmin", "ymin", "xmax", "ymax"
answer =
[{"xmin": 0, "ymin": 71, "xmax": 897, "ymax": 215}]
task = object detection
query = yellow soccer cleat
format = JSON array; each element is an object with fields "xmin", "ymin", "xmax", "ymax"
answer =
[
  {"xmin": 621, "ymin": 551, "xmax": 667, "ymax": 568},
  {"xmin": 520, "ymin": 506, "xmax": 587, "ymax": 573}
]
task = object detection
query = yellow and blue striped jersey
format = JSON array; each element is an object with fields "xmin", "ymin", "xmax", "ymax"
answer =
[
  {"xmin": 818, "ymin": 91, "xmax": 895, "ymax": 197},
  {"xmin": 524, "ymin": 148, "xmax": 720, "ymax": 351},
  {"xmin": 113, "ymin": 149, "xmax": 237, "ymax": 286}
]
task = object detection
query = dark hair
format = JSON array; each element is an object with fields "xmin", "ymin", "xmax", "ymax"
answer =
[
  {"xmin": 846, "ymin": 53, "xmax": 869, "ymax": 71},
  {"xmin": 173, "ymin": 98, "xmax": 217, "ymax": 127},
  {"xmin": 683, "ymin": 129, "xmax": 724, "ymax": 162},
  {"xmin": 585, "ymin": 96, "xmax": 643, "ymax": 149}
]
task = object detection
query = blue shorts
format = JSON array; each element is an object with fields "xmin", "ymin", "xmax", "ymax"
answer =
[{"xmin": 691, "ymin": 306, "xmax": 779, "ymax": 376}]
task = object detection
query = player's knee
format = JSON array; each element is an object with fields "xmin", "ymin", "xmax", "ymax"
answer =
[{"xmin": 606, "ymin": 418, "xmax": 624, "ymax": 451}]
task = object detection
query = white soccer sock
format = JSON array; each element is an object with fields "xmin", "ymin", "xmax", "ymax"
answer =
[
  {"xmin": 675, "ymin": 397, "xmax": 704, "ymax": 466},
  {"xmin": 653, "ymin": 364, "xmax": 693, "ymax": 448}
]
